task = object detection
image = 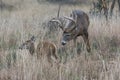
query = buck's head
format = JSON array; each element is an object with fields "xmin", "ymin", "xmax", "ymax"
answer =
[
  {"xmin": 61, "ymin": 13, "xmax": 78, "ymax": 45},
  {"xmin": 19, "ymin": 36, "xmax": 36, "ymax": 55},
  {"xmin": 49, "ymin": 11, "xmax": 78, "ymax": 45}
]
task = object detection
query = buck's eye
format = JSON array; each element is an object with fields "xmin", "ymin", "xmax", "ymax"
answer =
[{"xmin": 66, "ymin": 34, "xmax": 70, "ymax": 36}]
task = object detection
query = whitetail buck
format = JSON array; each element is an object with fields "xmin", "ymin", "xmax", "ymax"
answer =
[
  {"xmin": 51, "ymin": 10, "xmax": 91, "ymax": 52},
  {"xmin": 19, "ymin": 36, "xmax": 58, "ymax": 63}
]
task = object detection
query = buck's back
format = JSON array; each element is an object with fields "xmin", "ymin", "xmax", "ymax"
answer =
[{"xmin": 72, "ymin": 10, "xmax": 89, "ymax": 29}]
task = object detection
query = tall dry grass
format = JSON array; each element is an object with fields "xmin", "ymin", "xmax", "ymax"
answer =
[{"xmin": 0, "ymin": 1, "xmax": 120, "ymax": 80}]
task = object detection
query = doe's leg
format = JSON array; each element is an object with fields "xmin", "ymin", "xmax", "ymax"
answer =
[{"xmin": 47, "ymin": 53, "xmax": 53, "ymax": 67}]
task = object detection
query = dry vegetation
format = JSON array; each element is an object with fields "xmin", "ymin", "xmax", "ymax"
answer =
[{"xmin": 0, "ymin": 0, "xmax": 120, "ymax": 80}]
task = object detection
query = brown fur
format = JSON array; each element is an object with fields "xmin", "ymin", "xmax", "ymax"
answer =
[
  {"xmin": 50, "ymin": 10, "xmax": 91, "ymax": 52},
  {"xmin": 62, "ymin": 10, "xmax": 91, "ymax": 52},
  {"xmin": 19, "ymin": 38, "xmax": 58, "ymax": 63},
  {"xmin": 36, "ymin": 41, "xmax": 58, "ymax": 62}
]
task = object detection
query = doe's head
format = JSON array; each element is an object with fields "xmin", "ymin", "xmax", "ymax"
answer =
[{"xmin": 19, "ymin": 36, "xmax": 36, "ymax": 55}]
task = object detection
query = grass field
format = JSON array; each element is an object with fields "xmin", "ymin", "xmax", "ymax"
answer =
[{"xmin": 0, "ymin": 0, "xmax": 120, "ymax": 80}]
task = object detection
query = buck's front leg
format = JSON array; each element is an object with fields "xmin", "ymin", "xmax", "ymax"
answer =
[{"xmin": 82, "ymin": 32, "xmax": 91, "ymax": 53}]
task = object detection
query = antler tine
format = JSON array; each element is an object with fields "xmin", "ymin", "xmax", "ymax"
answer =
[
  {"xmin": 64, "ymin": 16, "xmax": 76, "ymax": 23},
  {"xmin": 50, "ymin": 19, "xmax": 62, "ymax": 25},
  {"xmin": 49, "ymin": 19, "xmax": 64, "ymax": 30},
  {"xmin": 57, "ymin": 4, "xmax": 61, "ymax": 18}
]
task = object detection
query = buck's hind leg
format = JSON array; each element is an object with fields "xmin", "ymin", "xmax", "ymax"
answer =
[{"xmin": 82, "ymin": 31, "xmax": 91, "ymax": 52}]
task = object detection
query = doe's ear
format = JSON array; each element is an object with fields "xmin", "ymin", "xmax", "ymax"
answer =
[
  {"xmin": 19, "ymin": 43, "xmax": 25, "ymax": 49},
  {"xmin": 31, "ymin": 36, "xmax": 36, "ymax": 42}
]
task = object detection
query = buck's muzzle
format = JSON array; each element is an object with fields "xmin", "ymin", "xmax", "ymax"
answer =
[{"xmin": 61, "ymin": 40, "xmax": 66, "ymax": 45}]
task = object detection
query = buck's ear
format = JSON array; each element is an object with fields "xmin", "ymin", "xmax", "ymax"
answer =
[{"xmin": 72, "ymin": 12, "xmax": 77, "ymax": 24}]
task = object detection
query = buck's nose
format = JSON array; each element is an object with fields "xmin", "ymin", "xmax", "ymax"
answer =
[{"xmin": 61, "ymin": 41, "xmax": 66, "ymax": 45}]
